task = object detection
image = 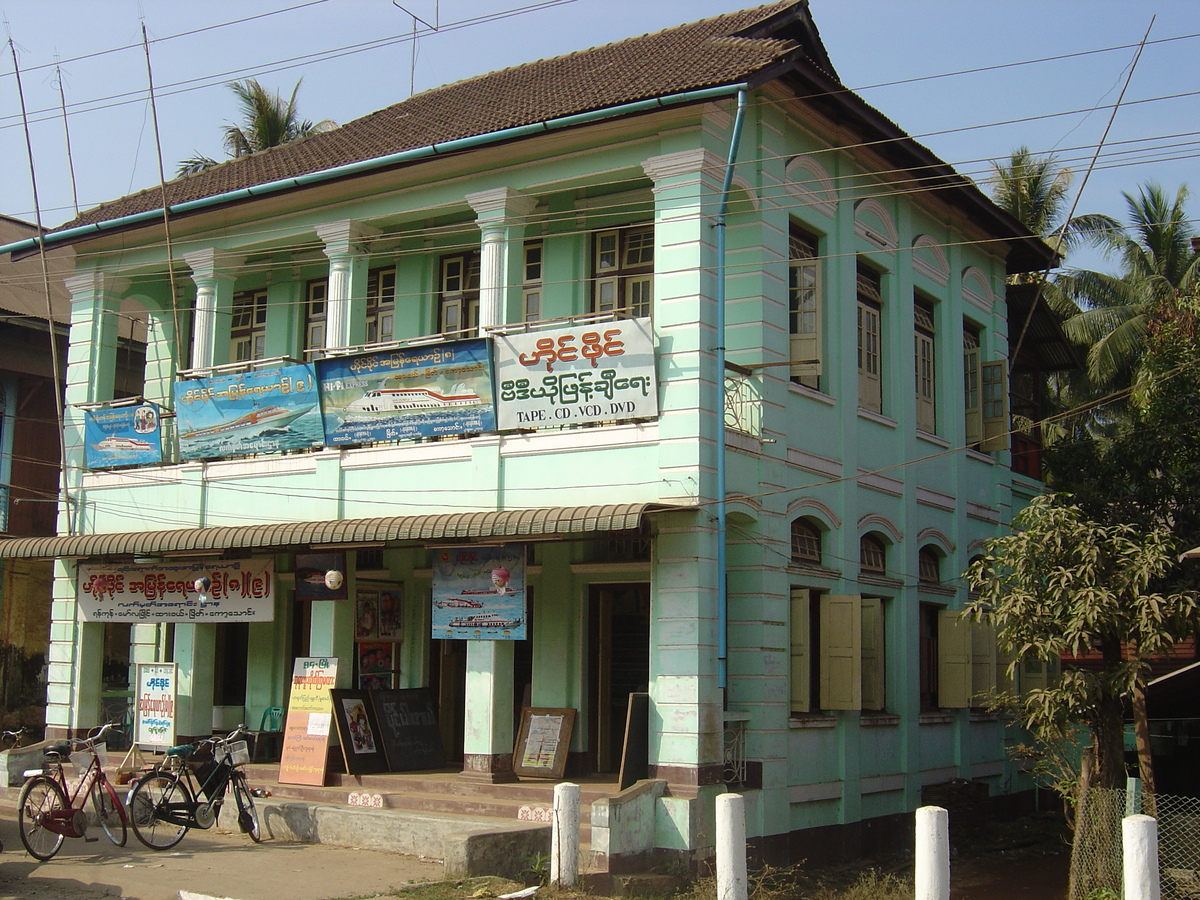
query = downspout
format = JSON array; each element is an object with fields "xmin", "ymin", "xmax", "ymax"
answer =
[{"xmin": 714, "ymin": 88, "xmax": 749, "ymax": 695}]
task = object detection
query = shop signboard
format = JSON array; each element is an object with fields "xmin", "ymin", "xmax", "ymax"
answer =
[
  {"xmin": 492, "ymin": 318, "xmax": 657, "ymax": 430},
  {"xmin": 431, "ymin": 544, "xmax": 526, "ymax": 640},
  {"xmin": 83, "ymin": 401, "xmax": 164, "ymax": 469},
  {"xmin": 173, "ymin": 363, "xmax": 324, "ymax": 460},
  {"xmin": 278, "ymin": 657, "xmax": 338, "ymax": 786},
  {"xmin": 316, "ymin": 338, "xmax": 494, "ymax": 445},
  {"xmin": 77, "ymin": 559, "xmax": 275, "ymax": 623},
  {"xmin": 133, "ymin": 662, "xmax": 177, "ymax": 748}
]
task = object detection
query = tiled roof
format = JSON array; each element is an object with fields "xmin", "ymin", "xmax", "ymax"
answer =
[{"xmin": 62, "ymin": 2, "xmax": 802, "ymax": 231}]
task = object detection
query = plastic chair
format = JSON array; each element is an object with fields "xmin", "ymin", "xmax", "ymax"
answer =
[{"xmin": 254, "ymin": 706, "xmax": 284, "ymax": 762}]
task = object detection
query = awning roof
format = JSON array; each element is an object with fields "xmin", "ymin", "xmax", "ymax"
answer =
[{"xmin": 0, "ymin": 503, "xmax": 688, "ymax": 560}]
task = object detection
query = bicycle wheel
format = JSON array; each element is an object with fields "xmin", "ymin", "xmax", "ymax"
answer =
[
  {"xmin": 231, "ymin": 774, "xmax": 262, "ymax": 842},
  {"xmin": 90, "ymin": 776, "xmax": 128, "ymax": 847},
  {"xmin": 17, "ymin": 775, "xmax": 67, "ymax": 861},
  {"xmin": 128, "ymin": 772, "xmax": 192, "ymax": 850}
]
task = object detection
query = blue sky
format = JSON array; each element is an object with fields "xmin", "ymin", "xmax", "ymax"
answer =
[{"xmin": 1, "ymin": 0, "xmax": 1196, "ymax": 275}]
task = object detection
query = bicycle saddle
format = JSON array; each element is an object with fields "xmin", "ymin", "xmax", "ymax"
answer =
[
  {"xmin": 166, "ymin": 743, "xmax": 195, "ymax": 757},
  {"xmin": 43, "ymin": 740, "xmax": 71, "ymax": 758}
]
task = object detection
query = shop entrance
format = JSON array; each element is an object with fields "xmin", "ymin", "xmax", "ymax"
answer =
[{"xmin": 588, "ymin": 583, "xmax": 650, "ymax": 773}]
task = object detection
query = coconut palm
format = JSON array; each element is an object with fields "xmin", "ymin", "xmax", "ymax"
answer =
[{"xmin": 178, "ymin": 78, "xmax": 336, "ymax": 177}]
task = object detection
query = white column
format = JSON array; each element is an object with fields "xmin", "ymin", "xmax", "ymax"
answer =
[
  {"xmin": 183, "ymin": 249, "xmax": 240, "ymax": 370},
  {"xmin": 465, "ymin": 188, "xmax": 537, "ymax": 335},
  {"xmin": 460, "ymin": 639, "xmax": 515, "ymax": 782},
  {"xmin": 315, "ymin": 221, "xmax": 378, "ymax": 350},
  {"xmin": 914, "ymin": 806, "xmax": 950, "ymax": 900},
  {"xmin": 551, "ymin": 782, "xmax": 580, "ymax": 887},
  {"xmin": 1123, "ymin": 814, "xmax": 1161, "ymax": 900},
  {"xmin": 716, "ymin": 792, "xmax": 747, "ymax": 900}
]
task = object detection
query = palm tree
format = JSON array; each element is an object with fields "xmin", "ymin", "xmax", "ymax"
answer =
[
  {"xmin": 178, "ymin": 78, "xmax": 336, "ymax": 177},
  {"xmin": 1058, "ymin": 183, "xmax": 1200, "ymax": 392}
]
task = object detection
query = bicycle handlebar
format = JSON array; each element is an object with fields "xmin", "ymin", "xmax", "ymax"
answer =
[{"xmin": 71, "ymin": 721, "xmax": 122, "ymax": 751}]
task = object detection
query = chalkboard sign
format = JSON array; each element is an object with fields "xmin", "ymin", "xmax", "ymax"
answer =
[
  {"xmin": 330, "ymin": 689, "xmax": 389, "ymax": 776},
  {"xmin": 369, "ymin": 688, "xmax": 446, "ymax": 772}
]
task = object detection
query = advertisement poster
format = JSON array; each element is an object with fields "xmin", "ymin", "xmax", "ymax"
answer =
[
  {"xmin": 294, "ymin": 552, "xmax": 347, "ymax": 601},
  {"xmin": 83, "ymin": 402, "xmax": 163, "ymax": 469},
  {"xmin": 174, "ymin": 363, "xmax": 324, "ymax": 460},
  {"xmin": 133, "ymin": 662, "xmax": 177, "ymax": 748},
  {"xmin": 492, "ymin": 318, "xmax": 658, "ymax": 430},
  {"xmin": 316, "ymin": 338, "xmax": 494, "ymax": 445},
  {"xmin": 278, "ymin": 657, "xmax": 338, "ymax": 786},
  {"xmin": 431, "ymin": 545, "xmax": 526, "ymax": 640},
  {"xmin": 77, "ymin": 559, "xmax": 275, "ymax": 623}
]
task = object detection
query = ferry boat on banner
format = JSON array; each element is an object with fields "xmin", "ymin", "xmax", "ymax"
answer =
[
  {"xmin": 92, "ymin": 436, "xmax": 155, "ymax": 452},
  {"xmin": 447, "ymin": 613, "xmax": 524, "ymax": 630},
  {"xmin": 344, "ymin": 386, "xmax": 481, "ymax": 416},
  {"xmin": 181, "ymin": 404, "xmax": 313, "ymax": 442},
  {"xmin": 434, "ymin": 598, "xmax": 484, "ymax": 609}
]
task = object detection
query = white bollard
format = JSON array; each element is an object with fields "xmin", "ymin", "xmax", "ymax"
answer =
[
  {"xmin": 716, "ymin": 792, "xmax": 748, "ymax": 900},
  {"xmin": 914, "ymin": 806, "xmax": 950, "ymax": 900},
  {"xmin": 551, "ymin": 781, "xmax": 580, "ymax": 887},
  {"xmin": 1123, "ymin": 814, "xmax": 1161, "ymax": 900}
]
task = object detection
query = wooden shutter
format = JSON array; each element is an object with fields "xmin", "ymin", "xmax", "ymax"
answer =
[
  {"xmin": 820, "ymin": 595, "xmax": 861, "ymax": 710},
  {"xmin": 963, "ymin": 344, "xmax": 981, "ymax": 445},
  {"xmin": 937, "ymin": 610, "xmax": 971, "ymax": 708},
  {"xmin": 857, "ymin": 302, "xmax": 882, "ymax": 413},
  {"xmin": 970, "ymin": 621, "xmax": 997, "ymax": 704},
  {"xmin": 789, "ymin": 589, "xmax": 811, "ymax": 713},
  {"xmin": 790, "ymin": 256, "xmax": 822, "ymax": 379},
  {"xmin": 980, "ymin": 360, "xmax": 1009, "ymax": 452},
  {"xmin": 860, "ymin": 597, "xmax": 885, "ymax": 711}
]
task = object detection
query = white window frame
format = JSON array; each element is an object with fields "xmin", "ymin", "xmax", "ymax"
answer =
[
  {"xmin": 914, "ymin": 298, "xmax": 936, "ymax": 433},
  {"xmin": 439, "ymin": 251, "xmax": 480, "ymax": 337},
  {"xmin": 591, "ymin": 224, "xmax": 653, "ymax": 319},
  {"xmin": 522, "ymin": 241, "xmax": 543, "ymax": 323},
  {"xmin": 230, "ymin": 289, "xmax": 268, "ymax": 362},
  {"xmin": 856, "ymin": 267, "xmax": 883, "ymax": 414},
  {"xmin": 304, "ymin": 279, "xmax": 328, "ymax": 352},
  {"xmin": 366, "ymin": 267, "xmax": 396, "ymax": 345},
  {"xmin": 789, "ymin": 227, "xmax": 821, "ymax": 388}
]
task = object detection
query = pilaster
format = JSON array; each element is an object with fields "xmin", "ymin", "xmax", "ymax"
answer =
[
  {"xmin": 316, "ymin": 221, "xmax": 379, "ymax": 349},
  {"xmin": 466, "ymin": 188, "xmax": 537, "ymax": 334}
]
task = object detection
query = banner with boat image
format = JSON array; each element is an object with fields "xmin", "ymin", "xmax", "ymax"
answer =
[
  {"xmin": 174, "ymin": 363, "xmax": 324, "ymax": 460},
  {"xmin": 83, "ymin": 401, "xmax": 164, "ymax": 469},
  {"xmin": 432, "ymin": 544, "xmax": 526, "ymax": 640},
  {"xmin": 316, "ymin": 337, "xmax": 495, "ymax": 445}
]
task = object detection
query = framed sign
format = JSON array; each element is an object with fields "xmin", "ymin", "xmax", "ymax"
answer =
[
  {"xmin": 513, "ymin": 707, "xmax": 576, "ymax": 779},
  {"xmin": 330, "ymin": 689, "xmax": 389, "ymax": 775},
  {"xmin": 278, "ymin": 657, "xmax": 338, "ymax": 786},
  {"xmin": 84, "ymin": 402, "xmax": 163, "ymax": 469},
  {"xmin": 133, "ymin": 662, "xmax": 177, "ymax": 748},
  {"xmin": 370, "ymin": 688, "xmax": 446, "ymax": 772}
]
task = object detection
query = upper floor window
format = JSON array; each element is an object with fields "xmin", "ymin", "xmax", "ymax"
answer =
[
  {"xmin": 366, "ymin": 267, "xmax": 396, "ymax": 345},
  {"xmin": 918, "ymin": 546, "xmax": 941, "ymax": 585},
  {"xmin": 789, "ymin": 225, "xmax": 821, "ymax": 389},
  {"xmin": 963, "ymin": 323, "xmax": 1008, "ymax": 451},
  {"xmin": 856, "ymin": 264, "xmax": 883, "ymax": 414},
  {"xmin": 439, "ymin": 250, "xmax": 480, "ymax": 338},
  {"xmin": 914, "ymin": 297, "xmax": 936, "ymax": 433},
  {"xmin": 790, "ymin": 518, "xmax": 822, "ymax": 565},
  {"xmin": 230, "ymin": 289, "xmax": 267, "ymax": 362},
  {"xmin": 592, "ymin": 225, "xmax": 652, "ymax": 319},
  {"xmin": 523, "ymin": 241, "xmax": 543, "ymax": 323},
  {"xmin": 304, "ymin": 279, "xmax": 328, "ymax": 352},
  {"xmin": 859, "ymin": 533, "xmax": 886, "ymax": 575}
]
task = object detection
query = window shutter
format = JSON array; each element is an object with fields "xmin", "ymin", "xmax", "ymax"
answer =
[
  {"xmin": 860, "ymin": 597, "xmax": 885, "ymax": 711},
  {"xmin": 980, "ymin": 360, "xmax": 1009, "ymax": 452},
  {"xmin": 820, "ymin": 594, "xmax": 861, "ymax": 710},
  {"xmin": 937, "ymin": 610, "xmax": 971, "ymax": 708},
  {"xmin": 963, "ymin": 345, "xmax": 981, "ymax": 444},
  {"xmin": 790, "ymin": 257, "xmax": 822, "ymax": 378},
  {"xmin": 789, "ymin": 589, "xmax": 811, "ymax": 713},
  {"xmin": 970, "ymin": 621, "xmax": 997, "ymax": 704}
]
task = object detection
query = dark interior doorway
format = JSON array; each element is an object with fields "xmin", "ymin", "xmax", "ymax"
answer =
[{"xmin": 588, "ymin": 583, "xmax": 650, "ymax": 773}]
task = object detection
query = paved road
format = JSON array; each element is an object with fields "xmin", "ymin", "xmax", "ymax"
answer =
[{"xmin": 0, "ymin": 805, "xmax": 446, "ymax": 900}]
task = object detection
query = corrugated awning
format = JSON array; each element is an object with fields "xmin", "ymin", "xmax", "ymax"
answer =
[{"xmin": 0, "ymin": 503, "xmax": 689, "ymax": 560}]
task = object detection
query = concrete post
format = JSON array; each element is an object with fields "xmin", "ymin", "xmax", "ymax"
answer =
[
  {"xmin": 1123, "ymin": 814, "xmax": 1161, "ymax": 900},
  {"xmin": 914, "ymin": 806, "xmax": 950, "ymax": 900},
  {"xmin": 551, "ymin": 781, "xmax": 580, "ymax": 887},
  {"xmin": 716, "ymin": 792, "xmax": 747, "ymax": 900}
]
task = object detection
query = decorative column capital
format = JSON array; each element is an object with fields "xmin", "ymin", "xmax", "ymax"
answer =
[
  {"xmin": 181, "ymin": 248, "xmax": 243, "ymax": 281},
  {"xmin": 315, "ymin": 220, "xmax": 379, "ymax": 257},
  {"xmin": 465, "ymin": 188, "xmax": 538, "ymax": 228},
  {"xmin": 641, "ymin": 148, "xmax": 725, "ymax": 185},
  {"xmin": 64, "ymin": 270, "xmax": 129, "ymax": 300}
]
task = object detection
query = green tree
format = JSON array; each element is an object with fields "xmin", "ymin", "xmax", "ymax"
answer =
[{"xmin": 178, "ymin": 78, "xmax": 335, "ymax": 176}]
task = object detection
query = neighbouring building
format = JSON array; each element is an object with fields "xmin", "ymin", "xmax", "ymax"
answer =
[{"xmin": 0, "ymin": 1, "xmax": 1074, "ymax": 865}]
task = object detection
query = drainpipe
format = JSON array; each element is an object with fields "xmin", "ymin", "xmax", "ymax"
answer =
[{"xmin": 714, "ymin": 88, "xmax": 749, "ymax": 695}]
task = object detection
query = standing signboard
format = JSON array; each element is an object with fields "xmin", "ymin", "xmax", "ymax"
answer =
[
  {"xmin": 492, "ymin": 318, "xmax": 657, "ymax": 430},
  {"xmin": 278, "ymin": 657, "xmax": 338, "ymax": 786},
  {"xmin": 133, "ymin": 662, "xmax": 177, "ymax": 749},
  {"xmin": 431, "ymin": 545, "xmax": 526, "ymax": 640}
]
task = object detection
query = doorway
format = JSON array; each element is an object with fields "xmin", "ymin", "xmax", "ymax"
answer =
[{"xmin": 588, "ymin": 583, "xmax": 650, "ymax": 773}]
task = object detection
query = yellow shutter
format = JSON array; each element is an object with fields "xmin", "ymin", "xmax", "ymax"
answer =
[
  {"xmin": 821, "ymin": 594, "xmax": 862, "ymax": 710},
  {"xmin": 970, "ymin": 621, "xmax": 997, "ymax": 705},
  {"xmin": 790, "ymin": 257, "xmax": 822, "ymax": 378},
  {"xmin": 789, "ymin": 588, "xmax": 811, "ymax": 713},
  {"xmin": 964, "ymin": 345, "xmax": 981, "ymax": 445},
  {"xmin": 860, "ymin": 597, "xmax": 885, "ymax": 711},
  {"xmin": 937, "ymin": 610, "xmax": 971, "ymax": 708},
  {"xmin": 980, "ymin": 360, "xmax": 1009, "ymax": 452}
]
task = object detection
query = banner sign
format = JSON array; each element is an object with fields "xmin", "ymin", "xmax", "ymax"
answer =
[
  {"xmin": 77, "ymin": 559, "xmax": 275, "ymax": 623},
  {"xmin": 432, "ymin": 544, "xmax": 526, "ymax": 640},
  {"xmin": 316, "ymin": 338, "xmax": 494, "ymax": 445},
  {"xmin": 492, "ymin": 318, "xmax": 658, "ymax": 430},
  {"xmin": 174, "ymin": 363, "xmax": 323, "ymax": 460},
  {"xmin": 279, "ymin": 657, "xmax": 338, "ymax": 786},
  {"xmin": 134, "ymin": 662, "xmax": 177, "ymax": 748},
  {"xmin": 83, "ymin": 402, "xmax": 163, "ymax": 469}
]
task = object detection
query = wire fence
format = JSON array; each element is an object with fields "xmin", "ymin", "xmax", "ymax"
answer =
[{"xmin": 1071, "ymin": 785, "xmax": 1200, "ymax": 900}]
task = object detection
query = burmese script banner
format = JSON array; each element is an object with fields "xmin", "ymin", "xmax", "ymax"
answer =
[
  {"xmin": 492, "ymin": 318, "xmax": 658, "ymax": 430},
  {"xmin": 278, "ymin": 657, "xmax": 338, "ymax": 786},
  {"xmin": 134, "ymin": 662, "xmax": 177, "ymax": 748},
  {"xmin": 77, "ymin": 559, "xmax": 275, "ymax": 623}
]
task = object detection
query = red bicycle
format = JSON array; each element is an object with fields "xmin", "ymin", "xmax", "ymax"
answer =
[{"xmin": 17, "ymin": 722, "xmax": 128, "ymax": 860}]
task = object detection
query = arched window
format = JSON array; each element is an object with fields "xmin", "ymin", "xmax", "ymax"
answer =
[
  {"xmin": 919, "ymin": 547, "xmax": 941, "ymax": 584},
  {"xmin": 860, "ymin": 534, "xmax": 886, "ymax": 574},
  {"xmin": 791, "ymin": 518, "xmax": 822, "ymax": 565}
]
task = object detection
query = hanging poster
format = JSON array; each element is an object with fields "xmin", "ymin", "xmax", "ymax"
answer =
[
  {"xmin": 77, "ymin": 559, "xmax": 275, "ymax": 623},
  {"xmin": 133, "ymin": 662, "xmax": 177, "ymax": 748},
  {"xmin": 316, "ymin": 338, "xmax": 494, "ymax": 445},
  {"xmin": 174, "ymin": 363, "xmax": 324, "ymax": 460},
  {"xmin": 492, "ymin": 318, "xmax": 657, "ymax": 430},
  {"xmin": 431, "ymin": 544, "xmax": 526, "ymax": 640},
  {"xmin": 278, "ymin": 657, "xmax": 338, "ymax": 786},
  {"xmin": 294, "ymin": 552, "xmax": 347, "ymax": 601},
  {"xmin": 84, "ymin": 402, "xmax": 163, "ymax": 469}
]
